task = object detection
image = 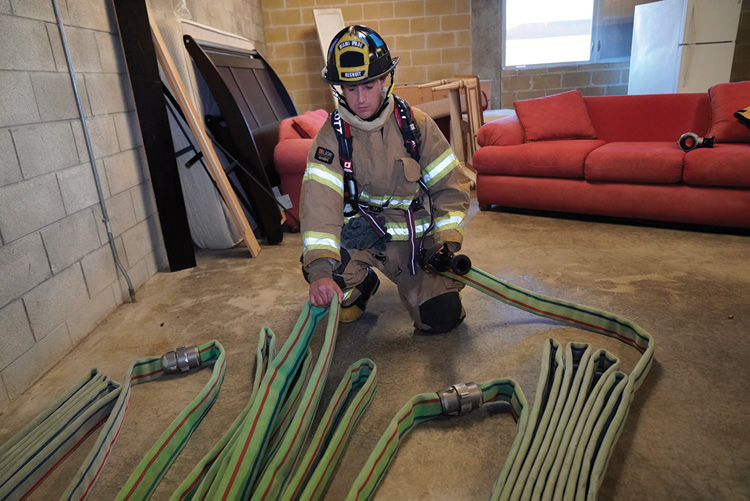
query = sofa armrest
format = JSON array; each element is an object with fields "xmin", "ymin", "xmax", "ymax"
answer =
[
  {"xmin": 273, "ymin": 138, "xmax": 314, "ymax": 175},
  {"xmin": 477, "ymin": 114, "xmax": 524, "ymax": 147}
]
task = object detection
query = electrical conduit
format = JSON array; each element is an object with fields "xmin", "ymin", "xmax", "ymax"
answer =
[{"xmin": 51, "ymin": 0, "xmax": 135, "ymax": 302}]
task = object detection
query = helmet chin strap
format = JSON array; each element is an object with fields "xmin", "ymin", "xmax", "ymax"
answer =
[{"xmin": 333, "ymin": 71, "xmax": 396, "ymax": 122}]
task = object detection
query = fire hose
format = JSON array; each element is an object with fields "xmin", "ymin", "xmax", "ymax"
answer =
[
  {"xmin": 347, "ymin": 249, "xmax": 654, "ymax": 499},
  {"xmin": 0, "ymin": 251, "xmax": 653, "ymax": 500}
]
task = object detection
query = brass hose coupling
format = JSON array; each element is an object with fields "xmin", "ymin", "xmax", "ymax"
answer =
[
  {"xmin": 438, "ymin": 382, "xmax": 483, "ymax": 416},
  {"xmin": 161, "ymin": 346, "xmax": 201, "ymax": 374}
]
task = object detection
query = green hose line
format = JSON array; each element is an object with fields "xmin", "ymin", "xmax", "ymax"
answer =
[
  {"xmin": 347, "ymin": 266, "xmax": 654, "ymax": 500},
  {"xmin": 113, "ymin": 342, "xmax": 226, "ymax": 501},
  {"xmin": 2, "ymin": 264, "xmax": 654, "ymax": 501},
  {"xmin": 0, "ymin": 342, "xmax": 226, "ymax": 501},
  {"xmin": 171, "ymin": 296, "xmax": 378, "ymax": 501},
  {"xmin": 0, "ymin": 370, "xmax": 120, "ymax": 500}
]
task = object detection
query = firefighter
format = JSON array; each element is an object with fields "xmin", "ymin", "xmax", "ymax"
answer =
[{"xmin": 300, "ymin": 25, "xmax": 470, "ymax": 334}]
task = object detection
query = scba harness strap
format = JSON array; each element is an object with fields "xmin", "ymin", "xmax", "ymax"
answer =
[
  {"xmin": 392, "ymin": 95, "xmax": 421, "ymax": 162},
  {"xmin": 331, "ymin": 96, "xmax": 432, "ymax": 275}
]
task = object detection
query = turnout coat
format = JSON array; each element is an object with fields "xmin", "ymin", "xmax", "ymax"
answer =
[{"xmin": 300, "ymin": 97, "xmax": 470, "ymax": 283}]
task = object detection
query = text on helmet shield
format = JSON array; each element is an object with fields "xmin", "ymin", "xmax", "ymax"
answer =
[{"xmin": 338, "ymin": 40, "xmax": 365, "ymax": 50}]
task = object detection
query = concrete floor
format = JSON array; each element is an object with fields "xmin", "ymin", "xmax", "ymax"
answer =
[{"xmin": 2, "ymin": 196, "xmax": 749, "ymax": 500}]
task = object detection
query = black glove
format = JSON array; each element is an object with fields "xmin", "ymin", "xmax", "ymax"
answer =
[{"xmin": 341, "ymin": 217, "xmax": 391, "ymax": 251}]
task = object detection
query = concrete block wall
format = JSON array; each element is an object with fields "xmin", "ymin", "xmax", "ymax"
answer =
[
  {"xmin": 0, "ymin": 0, "xmax": 266, "ymax": 409},
  {"xmin": 0, "ymin": 0, "xmax": 166, "ymax": 409},
  {"xmin": 501, "ymin": 62, "xmax": 630, "ymax": 109},
  {"xmin": 151, "ymin": 0, "xmax": 265, "ymax": 51},
  {"xmin": 730, "ymin": 1, "xmax": 750, "ymax": 82},
  {"xmin": 260, "ymin": 0, "xmax": 472, "ymax": 113},
  {"xmin": 502, "ymin": 0, "xmax": 750, "ymax": 108}
]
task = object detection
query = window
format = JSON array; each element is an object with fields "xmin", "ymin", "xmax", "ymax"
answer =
[{"xmin": 503, "ymin": 0, "xmax": 640, "ymax": 68}]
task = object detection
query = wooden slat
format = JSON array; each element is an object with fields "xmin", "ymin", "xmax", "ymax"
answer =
[{"xmin": 146, "ymin": 5, "xmax": 261, "ymax": 257}]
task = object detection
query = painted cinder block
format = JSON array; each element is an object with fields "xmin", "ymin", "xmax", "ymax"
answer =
[
  {"xmin": 41, "ymin": 209, "xmax": 101, "ymax": 274},
  {"xmin": 130, "ymin": 182, "xmax": 157, "ymax": 223},
  {"xmin": 10, "ymin": 0, "xmax": 61, "ymax": 22},
  {"xmin": 0, "ymin": 173, "xmax": 65, "ymax": 242},
  {"xmin": 103, "ymin": 148, "xmax": 146, "ymax": 196},
  {"xmin": 104, "ymin": 189, "xmax": 137, "ymax": 237},
  {"xmin": 113, "ymin": 112, "xmax": 143, "ymax": 151},
  {"xmin": 66, "ymin": 286, "xmax": 116, "ymax": 346},
  {"xmin": 80, "ymin": 243, "xmax": 117, "ymax": 298},
  {"xmin": 0, "ymin": 300, "xmax": 36, "ymax": 371},
  {"xmin": 23, "ymin": 263, "xmax": 88, "ymax": 340},
  {"xmin": 0, "ymin": 72, "xmax": 40, "ymax": 127},
  {"xmin": 57, "ymin": 162, "xmax": 101, "ymax": 214},
  {"xmin": 60, "ymin": 26, "xmax": 102, "ymax": 73},
  {"xmin": 12, "ymin": 122, "xmax": 80, "ymax": 178},
  {"xmin": 65, "ymin": 0, "xmax": 117, "ymax": 32},
  {"xmin": 0, "ymin": 129, "xmax": 21, "ymax": 187},
  {"xmin": 0, "ymin": 233, "xmax": 51, "ymax": 308},
  {"xmin": 72, "ymin": 115, "xmax": 120, "ymax": 161},
  {"xmin": 116, "ymin": 256, "xmax": 149, "ymax": 299},
  {"xmin": 85, "ymin": 73, "xmax": 132, "ymax": 116},
  {"xmin": 1, "ymin": 323, "xmax": 72, "ymax": 401},
  {"xmin": 30, "ymin": 72, "xmax": 81, "ymax": 122},
  {"xmin": 0, "ymin": 15, "xmax": 56, "ymax": 72},
  {"xmin": 95, "ymin": 32, "xmax": 127, "ymax": 74},
  {"xmin": 121, "ymin": 218, "xmax": 159, "ymax": 267}
]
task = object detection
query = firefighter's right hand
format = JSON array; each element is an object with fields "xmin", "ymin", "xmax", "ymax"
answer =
[{"xmin": 309, "ymin": 278, "xmax": 343, "ymax": 308}]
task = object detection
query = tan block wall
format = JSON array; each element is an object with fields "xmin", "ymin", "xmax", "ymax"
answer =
[
  {"xmin": 260, "ymin": 0, "xmax": 472, "ymax": 113},
  {"xmin": 501, "ymin": 62, "xmax": 630, "ymax": 109}
]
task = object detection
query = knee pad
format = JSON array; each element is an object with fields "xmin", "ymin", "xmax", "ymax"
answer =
[{"xmin": 418, "ymin": 292, "xmax": 464, "ymax": 334}]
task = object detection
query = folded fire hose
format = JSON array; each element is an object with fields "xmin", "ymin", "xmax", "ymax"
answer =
[
  {"xmin": 0, "ymin": 260, "xmax": 653, "ymax": 500},
  {"xmin": 348, "ymin": 262, "xmax": 654, "ymax": 500}
]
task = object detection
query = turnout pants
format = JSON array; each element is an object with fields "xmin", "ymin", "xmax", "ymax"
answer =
[{"xmin": 334, "ymin": 240, "xmax": 465, "ymax": 332}]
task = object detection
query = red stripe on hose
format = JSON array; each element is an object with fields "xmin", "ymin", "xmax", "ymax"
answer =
[
  {"xmin": 309, "ymin": 364, "xmax": 375, "ymax": 500},
  {"xmin": 222, "ymin": 308, "xmax": 314, "ymax": 500},
  {"xmin": 261, "ymin": 306, "xmax": 341, "ymax": 499},
  {"xmin": 131, "ymin": 368, "xmax": 162, "ymax": 381},
  {"xmin": 19, "ymin": 414, "xmax": 109, "ymax": 501},
  {"xmin": 356, "ymin": 398, "xmax": 440, "ymax": 499},
  {"xmin": 79, "ymin": 397, "xmax": 132, "ymax": 500},
  {"xmin": 459, "ymin": 274, "xmax": 643, "ymax": 352},
  {"xmin": 123, "ymin": 358, "xmax": 226, "ymax": 500}
]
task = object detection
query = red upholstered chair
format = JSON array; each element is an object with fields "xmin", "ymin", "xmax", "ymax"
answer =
[{"xmin": 273, "ymin": 109, "xmax": 329, "ymax": 231}]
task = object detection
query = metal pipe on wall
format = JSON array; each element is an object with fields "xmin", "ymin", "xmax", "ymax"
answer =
[{"xmin": 51, "ymin": 0, "xmax": 136, "ymax": 302}]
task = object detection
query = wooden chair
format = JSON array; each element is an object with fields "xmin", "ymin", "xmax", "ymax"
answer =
[{"xmin": 453, "ymin": 74, "xmax": 485, "ymax": 168}]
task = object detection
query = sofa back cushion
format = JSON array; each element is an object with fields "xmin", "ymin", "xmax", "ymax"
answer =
[
  {"xmin": 514, "ymin": 90, "xmax": 597, "ymax": 142},
  {"xmin": 707, "ymin": 81, "xmax": 750, "ymax": 143},
  {"xmin": 278, "ymin": 109, "xmax": 329, "ymax": 141},
  {"xmin": 584, "ymin": 93, "xmax": 710, "ymax": 143}
]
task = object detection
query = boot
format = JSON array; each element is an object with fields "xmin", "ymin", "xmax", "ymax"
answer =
[{"xmin": 340, "ymin": 269, "xmax": 380, "ymax": 323}]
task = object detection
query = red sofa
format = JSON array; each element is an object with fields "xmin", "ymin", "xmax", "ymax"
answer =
[
  {"xmin": 473, "ymin": 83, "xmax": 750, "ymax": 229},
  {"xmin": 273, "ymin": 109, "xmax": 329, "ymax": 231}
]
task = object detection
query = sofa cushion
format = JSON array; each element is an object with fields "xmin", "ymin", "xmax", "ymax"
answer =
[
  {"xmin": 584, "ymin": 142, "xmax": 685, "ymax": 184},
  {"xmin": 473, "ymin": 140, "xmax": 605, "ymax": 178},
  {"xmin": 683, "ymin": 143, "xmax": 750, "ymax": 188},
  {"xmin": 514, "ymin": 90, "xmax": 597, "ymax": 142},
  {"xmin": 707, "ymin": 81, "xmax": 750, "ymax": 143}
]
